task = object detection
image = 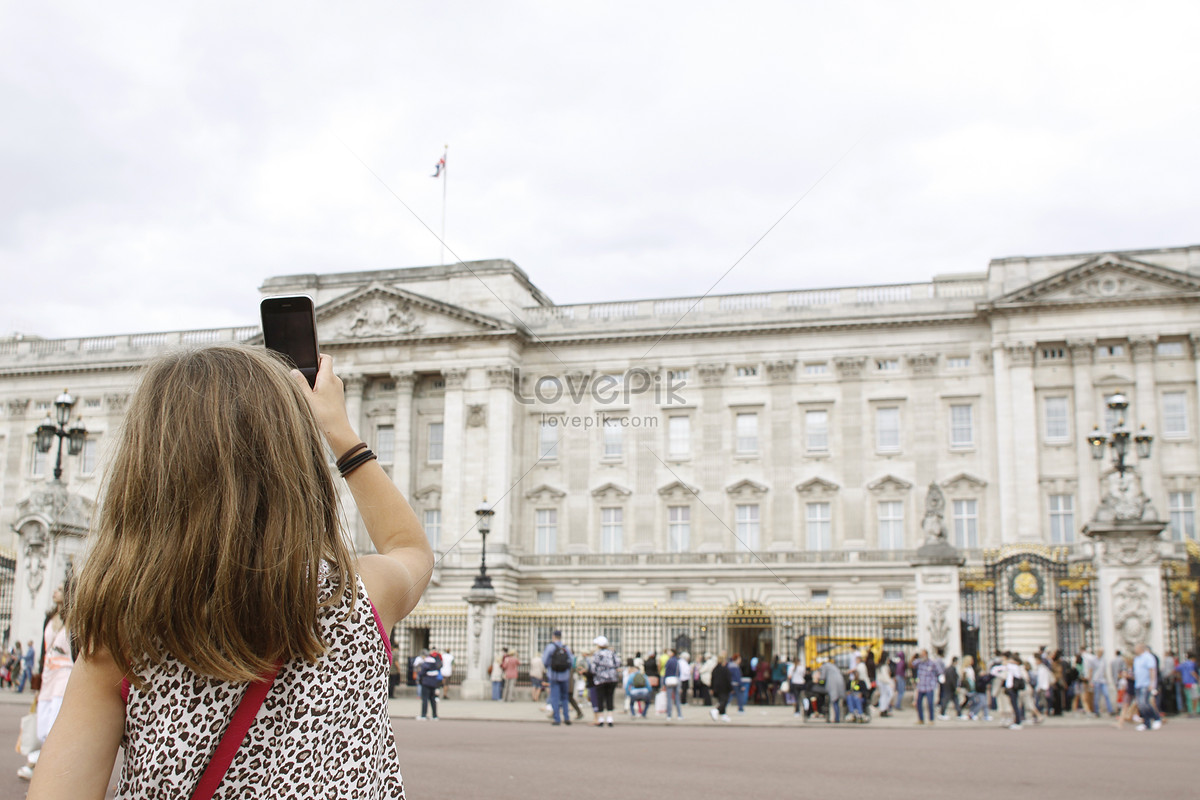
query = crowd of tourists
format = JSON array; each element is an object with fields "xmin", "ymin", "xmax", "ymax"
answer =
[{"xmin": 514, "ymin": 632, "xmax": 1198, "ymax": 731}]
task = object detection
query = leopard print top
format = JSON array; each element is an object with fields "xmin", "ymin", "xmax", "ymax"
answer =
[{"xmin": 116, "ymin": 565, "xmax": 405, "ymax": 799}]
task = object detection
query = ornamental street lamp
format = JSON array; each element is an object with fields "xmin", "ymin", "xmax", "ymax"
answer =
[
  {"xmin": 34, "ymin": 390, "xmax": 87, "ymax": 481},
  {"xmin": 1087, "ymin": 393, "xmax": 1152, "ymax": 475},
  {"xmin": 472, "ymin": 500, "xmax": 495, "ymax": 590}
]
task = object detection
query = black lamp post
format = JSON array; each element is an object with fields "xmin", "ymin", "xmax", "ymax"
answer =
[
  {"xmin": 472, "ymin": 500, "xmax": 495, "ymax": 590},
  {"xmin": 1087, "ymin": 393, "xmax": 1152, "ymax": 475},
  {"xmin": 35, "ymin": 390, "xmax": 87, "ymax": 481}
]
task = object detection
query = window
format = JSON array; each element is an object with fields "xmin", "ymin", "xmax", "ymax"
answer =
[
  {"xmin": 603, "ymin": 590, "xmax": 620, "ymax": 603},
  {"xmin": 376, "ymin": 424, "xmax": 395, "ymax": 463},
  {"xmin": 537, "ymin": 590, "xmax": 554, "ymax": 603},
  {"xmin": 668, "ymin": 506, "xmax": 690, "ymax": 552},
  {"xmin": 603, "ymin": 418, "xmax": 623, "ymax": 458},
  {"xmin": 1099, "ymin": 344, "xmax": 1125, "ymax": 358},
  {"xmin": 735, "ymin": 412, "xmax": 758, "ymax": 454},
  {"xmin": 1048, "ymin": 494, "xmax": 1075, "ymax": 544},
  {"xmin": 1169, "ymin": 492, "xmax": 1196, "ymax": 541},
  {"xmin": 80, "ymin": 438, "xmax": 97, "ymax": 474},
  {"xmin": 876, "ymin": 407, "xmax": 900, "ymax": 452},
  {"xmin": 947, "ymin": 356, "xmax": 971, "ymax": 369},
  {"xmin": 535, "ymin": 509, "xmax": 558, "ymax": 554},
  {"xmin": 804, "ymin": 363, "xmax": 828, "ymax": 376},
  {"xmin": 878, "ymin": 501, "xmax": 904, "ymax": 550},
  {"xmin": 883, "ymin": 588, "xmax": 903, "ymax": 602},
  {"xmin": 876, "ymin": 358, "xmax": 899, "ymax": 371},
  {"xmin": 810, "ymin": 589, "xmax": 829, "ymax": 602},
  {"xmin": 670, "ymin": 589, "xmax": 688, "ymax": 603},
  {"xmin": 1157, "ymin": 341, "xmax": 1185, "ymax": 357},
  {"xmin": 1044, "ymin": 396, "xmax": 1069, "ymax": 442},
  {"xmin": 668, "ymin": 416, "xmax": 690, "ymax": 457},
  {"xmin": 667, "ymin": 369, "xmax": 690, "ymax": 383},
  {"xmin": 35, "ymin": 401, "xmax": 50, "ymax": 412},
  {"xmin": 423, "ymin": 509, "xmax": 442, "ymax": 551},
  {"xmin": 952, "ymin": 499, "xmax": 978, "ymax": 549},
  {"xmin": 1104, "ymin": 394, "xmax": 1132, "ymax": 433},
  {"xmin": 735, "ymin": 365, "xmax": 758, "ymax": 378},
  {"xmin": 949, "ymin": 404, "xmax": 974, "ymax": 448},
  {"xmin": 735, "ymin": 503, "xmax": 760, "ymax": 551},
  {"xmin": 30, "ymin": 445, "xmax": 46, "ymax": 477},
  {"xmin": 538, "ymin": 421, "xmax": 558, "ymax": 460},
  {"xmin": 806, "ymin": 502, "xmax": 832, "ymax": 551},
  {"xmin": 427, "ymin": 422, "xmax": 444, "ymax": 462},
  {"xmin": 1041, "ymin": 347, "xmax": 1066, "ymax": 361},
  {"xmin": 84, "ymin": 398, "xmax": 102, "ymax": 409},
  {"xmin": 1163, "ymin": 391, "xmax": 1189, "ymax": 437},
  {"xmin": 601, "ymin": 507, "xmax": 623, "ymax": 553},
  {"xmin": 806, "ymin": 410, "xmax": 829, "ymax": 453}
]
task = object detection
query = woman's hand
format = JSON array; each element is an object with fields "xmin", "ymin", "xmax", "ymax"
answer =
[{"xmin": 291, "ymin": 353, "xmax": 360, "ymax": 456}]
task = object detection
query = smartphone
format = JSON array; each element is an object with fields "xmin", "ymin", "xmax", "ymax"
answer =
[{"xmin": 261, "ymin": 295, "xmax": 320, "ymax": 387}]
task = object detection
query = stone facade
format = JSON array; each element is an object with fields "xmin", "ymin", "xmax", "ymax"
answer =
[{"xmin": 2, "ymin": 246, "xmax": 1199, "ymax": 655}]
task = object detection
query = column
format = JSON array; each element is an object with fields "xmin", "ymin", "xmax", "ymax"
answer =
[
  {"xmin": 1068, "ymin": 340, "xmax": 1098, "ymax": 526},
  {"xmin": 486, "ymin": 366, "xmax": 516, "ymax": 556},
  {"xmin": 1085, "ymin": 521, "xmax": 1169, "ymax": 657},
  {"xmin": 391, "ymin": 371, "xmax": 416, "ymax": 498},
  {"xmin": 696, "ymin": 363, "xmax": 727, "ymax": 551},
  {"xmin": 1130, "ymin": 337, "xmax": 1163, "ymax": 511},
  {"xmin": 1007, "ymin": 344, "xmax": 1039, "ymax": 542},
  {"xmin": 1192, "ymin": 332, "xmax": 1200, "ymax": 442},
  {"xmin": 461, "ymin": 589, "xmax": 498, "ymax": 700},
  {"xmin": 439, "ymin": 368, "xmax": 467, "ymax": 555},
  {"xmin": 341, "ymin": 375, "xmax": 367, "ymax": 552},
  {"xmin": 991, "ymin": 345, "xmax": 1017, "ymax": 544},
  {"xmin": 833, "ymin": 357, "xmax": 865, "ymax": 550},
  {"xmin": 766, "ymin": 360, "xmax": 795, "ymax": 549},
  {"xmin": 912, "ymin": 561, "xmax": 964, "ymax": 661}
]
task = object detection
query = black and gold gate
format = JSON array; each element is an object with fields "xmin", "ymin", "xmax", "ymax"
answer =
[
  {"xmin": 1163, "ymin": 541, "xmax": 1199, "ymax": 656},
  {"xmin": 959, "ymin": 546, "xmax": 1097, "ymax": 658}
]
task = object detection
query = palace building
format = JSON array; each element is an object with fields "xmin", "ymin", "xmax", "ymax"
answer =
[{"xmin": 2, "ymin": 244, "xmax": 1198, "ymax": 689}]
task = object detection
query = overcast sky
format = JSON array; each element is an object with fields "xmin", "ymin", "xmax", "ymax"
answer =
[{"xmin": 3, "ymin": 1, "xmax": 1198, "ymax": 338}]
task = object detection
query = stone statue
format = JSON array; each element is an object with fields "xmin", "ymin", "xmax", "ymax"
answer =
[
  {"xmin": 1096, "ymin": 470, "xmax": 1158, "ymax": 523},
  {"xmin": 921, "ymin": 483, "xmax": 949, "ymax": 545}
]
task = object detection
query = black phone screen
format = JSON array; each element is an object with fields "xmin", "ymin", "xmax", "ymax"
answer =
[{"xmin": 261, "ymin": 296, "xmax": 319, "ymax": 387}]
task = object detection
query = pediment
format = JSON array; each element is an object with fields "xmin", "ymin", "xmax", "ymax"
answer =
[
  {"xmin": 316, "ymin": 283, "xmax": 512, "ymax": 341},
  {"xmin": 413, "ymin": 484, "xmax": 442, "ymax": 503},
  {"xmin": 940, "ymin": 472, "xmax": 987, "ymax": 491},
  {"xmin": 866, "ymin": 474, "xmax": 913, "ymax": 493},
  {"xmin": 990, "ymin": 254, "xmax": 1200, "ymax": 310},
  {"xmin": 524, "ymin": 484, "xmax": 567, "ymax": 501},
  {"xmin": 591, "ymin": 482, "xmax": 632, "ymax": 498},
  {"xmin": 726, "ymin": 479, "xmax": 769, "ymax": 496},
  {"xmin": 795, "ymin": 477, "xmax": 839, "ymax": 495},
  {"xmin": 658, "ymin": 479, "xmax": 700, "ymax": 498}
]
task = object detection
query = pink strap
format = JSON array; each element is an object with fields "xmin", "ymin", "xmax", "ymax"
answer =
[
  {"xmin": 190, "ymin": 664, "xmax": 280, "ymax": 800},
  {"xmin": 369, "ymin": 601, "xmax": 393, "ymax": 661}
]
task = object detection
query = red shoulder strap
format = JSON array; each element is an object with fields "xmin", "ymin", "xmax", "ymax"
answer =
[{"xmin": 190, "ymin": 664, "xmax": 281, "ymax": 800}]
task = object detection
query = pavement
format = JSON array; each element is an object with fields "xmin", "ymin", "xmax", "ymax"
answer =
[{"xmin": 383, "ymin": 691, "xmax": 1184, "ymax": 729}]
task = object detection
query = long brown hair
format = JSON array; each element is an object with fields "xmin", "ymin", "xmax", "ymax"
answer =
[{"xmin": 71, "ymin": 345, "xmax": 355, "ymax": 683}]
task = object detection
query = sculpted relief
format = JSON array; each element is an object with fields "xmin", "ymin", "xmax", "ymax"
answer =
[
  {"xmin": 1095, "ymin": 470, "xmax": 1158, "ymax": 523},
  {"xmin": 340, "ymin": 298, "xmax": 423, "ymax": 338},
  {"xmin": 1112, "ymin": 579, "xmax": 1152, "ymax": 652}
]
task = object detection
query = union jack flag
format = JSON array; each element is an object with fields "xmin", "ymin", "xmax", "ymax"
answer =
[{"xmin": 432, "ymin": 155, "xmax": 445, "ymax": 178}]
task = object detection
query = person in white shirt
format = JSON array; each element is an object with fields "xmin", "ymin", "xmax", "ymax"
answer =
[
  {"xmin": 678, "ymin": 651, "xmax": 692, "ymax": 705},
  {"xmin": 874, "ymin": 660, "xmax": 895, "ymax": 717},
  {"xmin": 439, "ymin": 649, "xmax": 454, "ymax": 700}
]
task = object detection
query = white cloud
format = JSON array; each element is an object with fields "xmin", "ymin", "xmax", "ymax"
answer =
[{"xmin": 2, "ymin": 0, "xmax": 1197, "ymax": 336}]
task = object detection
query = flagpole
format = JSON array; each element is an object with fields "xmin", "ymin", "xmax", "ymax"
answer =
[{"xmin": 440, "ymin": 144, "xmax": 448, "ymax": 266}]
